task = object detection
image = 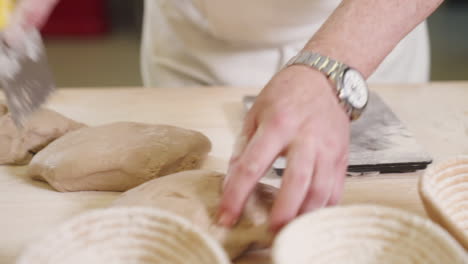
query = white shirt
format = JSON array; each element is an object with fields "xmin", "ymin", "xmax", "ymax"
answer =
[{"xmin": 141, "ymin": 0, "xmax": 430, "ymax": 87}]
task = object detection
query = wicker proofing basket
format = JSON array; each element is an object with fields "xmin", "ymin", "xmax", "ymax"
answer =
[
  {"xmin": 272, "ymin": 205, "xmax": 467, "ymax": 264},
  {"xmin": 419, "ymin": 155, "xmax": 468, "ymax": 250},
  {"xmin": 17, "ymin": 207, "xmax": 230, "ymax": 264}
]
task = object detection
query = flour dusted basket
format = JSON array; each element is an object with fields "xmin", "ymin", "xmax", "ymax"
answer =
[
  {"xmin": 419, "ymin": 155, "xmax": 468, "ymax": 250},
  {"xmin": 272, "ymin": 205, "xmax": 467, "ymax": 264},
  {"xmin": 17, "ymin": 207, "xmax": 230, "ymax": 264}
]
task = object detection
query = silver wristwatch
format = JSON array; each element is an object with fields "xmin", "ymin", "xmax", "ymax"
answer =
[{"xmin": 286, "ymin": 51, "xmax": 369, "ymax": 120}]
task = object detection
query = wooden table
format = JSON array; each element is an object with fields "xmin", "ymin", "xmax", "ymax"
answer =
[{"xmin": 0, "ymin": 83, "xmax": 467, "ymax": 263}]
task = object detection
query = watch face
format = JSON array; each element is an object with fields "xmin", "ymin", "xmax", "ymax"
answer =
[{"xmin": 341, "ymin": 68, "xmax": 368, "ymax": 109}]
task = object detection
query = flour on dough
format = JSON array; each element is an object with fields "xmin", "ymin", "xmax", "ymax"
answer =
[
  {"xmin": 0, "ymin": 101, "xmax": 85, "ymax": 165},
  {"xmin": 27, "ymin": 122, "xmax": 212, "ymax": 192},
  {"xmin": 112, "ymin": 170, "xmax": 277, "ymax": 260}
]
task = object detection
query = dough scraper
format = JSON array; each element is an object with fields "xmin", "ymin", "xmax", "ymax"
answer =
[{"xmin": 0, "ymin": 0, "xmax": 55, "ymax": 127}]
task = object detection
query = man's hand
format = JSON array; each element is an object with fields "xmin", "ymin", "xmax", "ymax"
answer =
[
  {"xmin": 15, "ymin": 0, "xmax": 59, "ymax": 28},
  {"xmin": 1, "ymin": 0, "xmax": 58, "ymax": 48},
  {"xmin": 218, "ymin": 65, "xmax": 350, "ymax": 232}
]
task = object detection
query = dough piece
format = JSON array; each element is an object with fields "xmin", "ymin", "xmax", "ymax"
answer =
[
  {"xmin": 0, "ymin": 101, "xmax": 85, "ymax": 165},
  {"xmin": 112, "ymin": 170, "xmax": 277, "ymax": 260},
  {"xmin": 28, "ymin": 122, "xmax": 212, "ymax": 192}
]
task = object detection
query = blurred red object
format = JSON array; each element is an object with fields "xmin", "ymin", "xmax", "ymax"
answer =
[{"xmin": 41, "ymin": 0, "xmax": 109, "ymax": 36}]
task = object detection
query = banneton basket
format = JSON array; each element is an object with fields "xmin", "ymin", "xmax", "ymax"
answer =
[
  {"xmin": 17, "ymin": 207, "xmax": 230, "ymax": 264},
  {"xmin": 273, "ymin": 205, "xmax": 467, "ymax": 264},
  {"xmin": 419, "ymin": 155, "xmax": 468, "ymax": 250}
]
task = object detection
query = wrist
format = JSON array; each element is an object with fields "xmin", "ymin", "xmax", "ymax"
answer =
[
  {"xmin": 281, "ymin": 65, "xmax": 345, "ymax": 107},
  {"xmin": 303, "ymin": 41, "xmax": 373, "ymax": 79},
  {"xmin": 285, "ymin": 50, "xmax": 369, "ymax": 121},
  {"xmin": 281, "ymin": 65, "xmax": 351, "ymax": 122},
  {"xmin": 284, "ymin": 64, "xmax": 334, "ymax": 92}
]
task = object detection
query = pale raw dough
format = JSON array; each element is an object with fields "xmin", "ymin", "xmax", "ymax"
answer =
[
  {"xmin": 0, "ymin": 101, "xmax": 85, "ymax": 165},
  {"xmin": 112, "ymin": 170, "xmax": 277, "ymax": 260},
  {"xmin": 27, "ymin": 122, "xmax": 212, "ymax": 192}
]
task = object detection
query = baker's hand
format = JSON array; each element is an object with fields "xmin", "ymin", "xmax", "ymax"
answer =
[
  {"xmin": 1, "ymin": 0, "xmax": 58, "ymax": 49},
  {"xmin": 15, "ymin": 0, "xmax": 59, "ymax": 28},
  {"xmin": 218, "ymin": 65, "xmax": 350, "ymax": 232}
]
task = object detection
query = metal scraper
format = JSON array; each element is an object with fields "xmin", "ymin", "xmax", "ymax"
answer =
[{"xmin": 0, "ymin": 1, "xmax": 55, "ymax": 127}]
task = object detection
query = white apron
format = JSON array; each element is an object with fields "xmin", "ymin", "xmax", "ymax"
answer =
[{"xmin": 141, "ymin": 0, "xmax": 430, "ymax": 87}]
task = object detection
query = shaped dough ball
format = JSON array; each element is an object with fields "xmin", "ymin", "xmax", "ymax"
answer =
[
  {"xmin": 112, "ymin": 170, "xmax": 277, "ymax": 260},
  {"xmin": 0, "ymin": 102, "xmax": 85, "ymax": 165},
  {"xmin": 28, "ymin": 122, "xmax": 212, "ymax": 192}
]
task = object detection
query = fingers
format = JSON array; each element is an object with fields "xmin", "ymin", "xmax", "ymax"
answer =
[
  {"xmin": 269, "ymin": 139, "xmax": 316, "ymax": 232},
  {"xmin": 327, "ymin": 156, "xmax": 348, "ymax": 206},
  {"xmin": 230, "ymin": 133, "xmax": 248, "ymax": 163},
  {"xmin": 229, "ymin": 111, "xmax": 257, "ymax": 164},
  {"xmin": 299, "ymin": 154, "xmax": 336, "ymax": 214},
  {"xmin": 219, "ymin": 120, "xmax": 292, "ymax": 227},
  {"xmin": 224, "ymin": 111, "xmax": 257, "ymax": 187}
]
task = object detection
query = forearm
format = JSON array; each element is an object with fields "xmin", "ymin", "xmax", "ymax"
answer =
[{"xmin": 304, "ymin": 0, "xmax": 443, "ymax": 78}]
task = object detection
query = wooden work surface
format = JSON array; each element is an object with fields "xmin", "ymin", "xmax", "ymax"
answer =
[{"xmin": 0, "ymin": 83, "xmax": 467, "ymax": 263}]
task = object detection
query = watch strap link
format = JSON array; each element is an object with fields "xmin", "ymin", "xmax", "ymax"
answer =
[{"xmin": 286, "ymin": 51, "xmax": 346, "ymax": 82}]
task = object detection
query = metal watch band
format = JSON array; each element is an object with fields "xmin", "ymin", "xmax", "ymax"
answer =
[{"xmin": 286, "ymin": 51, "xmax": 347, "ymax": 83}]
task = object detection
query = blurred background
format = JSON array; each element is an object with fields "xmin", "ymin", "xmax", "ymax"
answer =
[{"xmin": 42, "ymin": 0, "xmax": 468, "ymax": 88}]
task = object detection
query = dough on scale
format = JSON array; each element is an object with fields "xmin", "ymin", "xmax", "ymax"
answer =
[
  {"xmin": 0, "ymin": 101, "xmax": 85, "ymax": 165},
  {"xmin": 28, "ymin": 122, "xmax": 212, "ymax": 192},
  {"xmin": 112, "ymin": 170, "xmax": 277, "ymax": 260}
]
